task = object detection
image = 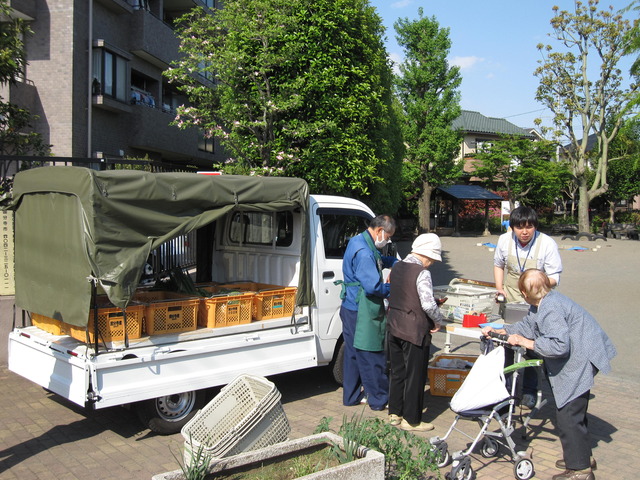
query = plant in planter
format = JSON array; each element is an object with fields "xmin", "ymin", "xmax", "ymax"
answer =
[
  {"xmin": 171, "ymin": 435, "xmax": 213, "ymax": 480},
  {"xmin": 155, "ymin": 409, "xmax": 440, "ymax": 480},
  {"xmin": 317, "ymin": 410, "xmax": 442, "ymax": 480},
  {"xmin": 154, "ymin": 430, "xmax": 385, "ymax": 480}
]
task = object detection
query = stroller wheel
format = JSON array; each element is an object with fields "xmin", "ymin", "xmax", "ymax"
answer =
[
  {"xmin": 449, "ymin": 456, "xmax": 476, "ymax": 480},
  {"xmin": 480, "ymin": 437, "xmax": 499, "ymax": 458},
  {"xmin": 513, "ymin": 457, "xmax": 535, "ymax": 480},
  {"xmin": 433, "ymin": 441, "xmax": 451, "ymax": 468}
]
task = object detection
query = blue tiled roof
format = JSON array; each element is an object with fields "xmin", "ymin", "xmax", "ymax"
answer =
[
  {"xmin": 437, "ymin": 185, "xmax": 503, "ymax": 200},
  {"xmin": 453, "ymin": 110, "xmax": 535, "ymax": 138}
]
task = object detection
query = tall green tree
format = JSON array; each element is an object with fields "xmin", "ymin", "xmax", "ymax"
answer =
[
  {"xmin": 623, "ymin": 1, "xmax": 640, "ymax": 78},
  {"xmin": 601, "ymin": 118, "xmax": 640, "ymax": 220},
  {"xmin": 535, "ymin": 0, "xmax": 639, "ymax": 232},
  {"xmin": 394, "ymin": 9, "xmax": 462, "ymax": 233},
  {"xmin": 165, "ymin": 0, "xmax": 403, "ymax": 212},
  {"xmin": 473, "ymin": 135, "xmax": 571, "ymax": 210}
]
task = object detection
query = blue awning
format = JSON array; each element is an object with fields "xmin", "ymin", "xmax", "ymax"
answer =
[{"xmin": 436, "ymin": 185, "xmax": 503, "ymax": 201}]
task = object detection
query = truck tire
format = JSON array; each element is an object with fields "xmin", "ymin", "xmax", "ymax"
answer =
[
  {"xmin": 331, "ymin": 341, "xmax": 345, "ymax": 386},
  {"xmin": 135, "ymin": 389, "xmax": 206, "ymax": 435}
]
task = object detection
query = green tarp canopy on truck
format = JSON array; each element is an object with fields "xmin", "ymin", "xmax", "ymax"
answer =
[{"xmin": 8, "ymin": 167, "xmax": 311, "ymax": 327}]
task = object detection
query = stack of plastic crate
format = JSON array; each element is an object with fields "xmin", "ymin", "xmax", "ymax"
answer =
[
  {"xmin": 181, "ymin": 374, "xmax": 290, "ymax": 463},
  {"xmin": 433, "ymin": 278, "xmax": 497, "ymax": 323}
]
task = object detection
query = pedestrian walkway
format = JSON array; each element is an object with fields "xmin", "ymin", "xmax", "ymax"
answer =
[{"xmin": 1, "ymin": 355, "xmax": 638, "ymax": 479}]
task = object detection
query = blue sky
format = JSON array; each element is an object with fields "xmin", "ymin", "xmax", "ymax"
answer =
[{"xmin": 368, "ymin": 0, "xmax": 636, "ymax": 131}]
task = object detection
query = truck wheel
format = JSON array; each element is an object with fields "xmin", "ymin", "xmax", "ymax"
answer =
[
  {"xmin": 135, "ymin": 390, "xmax": 206, "ymax": 435},
  {"xmin": 331, "ymin": 341, "xmax": 345, "ymax": 386}
]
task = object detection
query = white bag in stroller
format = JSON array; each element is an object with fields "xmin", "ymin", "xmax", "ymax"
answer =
[{"xmin": 450, "ymin": 345, "xmax": 509, "ymax": 413}]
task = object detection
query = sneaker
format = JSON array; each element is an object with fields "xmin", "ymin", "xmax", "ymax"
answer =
[
  {"xmin": 555, "ymin": 458, "xmax": 597, "ymax": 470},
  {"xmin": 388, "ymin": 414, "xmax": 402, "ymax": 426},
  {"xmin": 398, "ymin": 419, "xmax": 434, "ymax": 432},
  {"xmin": 521, "ymin": 393, "xmax": 536, "ymax": 409},
  {"xmin": 360, "ymin": 395, "xmax": 367, "ymax": 405},
  {"xmin": 551, "ymin": 468, "xmax": 595, "ymax": 480}
]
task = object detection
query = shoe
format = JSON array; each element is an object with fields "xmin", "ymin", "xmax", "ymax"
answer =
[
  {"xmin": 388, "ymin": 414, "xmax": 402, "ymax": 426},
  {"xmin": 521, "ymin": 393, "xmax": 536, "ymax": 409},
  {"xmin": 360, "ymin": 396, "xmax": 368, "ymax": 405},
  {"xmin": 555, "ymin": 458, "xmax": 597, "ymax": 470},
  {"xmin": 398, "ymin": 419, "xmax": 434, "ymax": 432},
  {"xmin": 369, "ymin": 403, "xmax": 388, "ymax": 411},
  {"xmin": 551, "ymin": 468, "xmax": 595, "ymax": 480}
]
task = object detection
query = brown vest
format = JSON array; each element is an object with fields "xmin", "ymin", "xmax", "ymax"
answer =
[{"xmin": 387, "ymin": 261, "xmax": 434, "ymax": 346}]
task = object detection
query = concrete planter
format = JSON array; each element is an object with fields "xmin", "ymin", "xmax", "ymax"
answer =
[{"xmin": 152, "ymin": 432, "xmax": 385, "ymax": 480}]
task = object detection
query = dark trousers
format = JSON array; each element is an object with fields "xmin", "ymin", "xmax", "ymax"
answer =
[
  {"xmin": 388, "ymin": 332, "xmax": 431, "ymax": 425},
  {"xmin": 556, "ymin": 389, "xmax": 592, "ymax": 470},
  {"xmin": 340, "ymin": 306, "xmax": 388, "ymax": 410}
]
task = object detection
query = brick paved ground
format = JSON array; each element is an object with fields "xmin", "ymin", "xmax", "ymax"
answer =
[{"xmin": 1, "ymin": 350, "xmax": 638, "ymax": 479}]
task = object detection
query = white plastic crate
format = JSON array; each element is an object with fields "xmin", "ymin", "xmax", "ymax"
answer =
[
  {"xmin": 181, "ymin": 374, "xmax": 290, "ymax": 460},
  {"xmin": 434, "ymin": 279, "xmax": 497, "ymax": 323}
]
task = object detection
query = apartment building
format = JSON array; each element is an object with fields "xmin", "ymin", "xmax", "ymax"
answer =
[{"xmin": 4, "ymin": 0, "xmax": 220, "ymax": 167}]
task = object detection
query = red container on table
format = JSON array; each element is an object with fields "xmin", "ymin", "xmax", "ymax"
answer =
[{"xmin": 462, "ymin": 313, "xmax": 487, "ymax": 328}]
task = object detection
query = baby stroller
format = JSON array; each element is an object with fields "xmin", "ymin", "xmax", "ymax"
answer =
[{"xmin": 430, "ymin": 332, "xmax": 546, "ymax": 480}]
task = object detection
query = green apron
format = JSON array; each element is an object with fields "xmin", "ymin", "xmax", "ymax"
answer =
[{"xmin": 343, "ymin": 232, "xmax": 387, "ymax": 352}]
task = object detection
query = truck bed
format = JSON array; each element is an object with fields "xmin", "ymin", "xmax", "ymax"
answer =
[{"xmin": 9, "ymin": 314, "xmax": 318, "ymax": 409}]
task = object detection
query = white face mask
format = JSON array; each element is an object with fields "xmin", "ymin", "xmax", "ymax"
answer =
[{"xmin": 375, "ymin": 232, "xmax": 390, "ymax": 249}]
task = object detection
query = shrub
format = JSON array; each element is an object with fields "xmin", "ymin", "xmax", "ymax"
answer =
[
  {"xmin": 317, "ymin": 413, "xmax": 440, "ymax": 480},
  {"xmin": 615, "ymin": 210, "xmax": 640, "ymax": 224},
  {"xmin": 458, "ymin": 214, "xmax": 502, "ymax": 233}
]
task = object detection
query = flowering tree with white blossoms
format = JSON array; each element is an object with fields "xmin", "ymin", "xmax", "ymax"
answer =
[{"xmin": 165, "ymin": 0, "xmax": 404, "ymax": 212}]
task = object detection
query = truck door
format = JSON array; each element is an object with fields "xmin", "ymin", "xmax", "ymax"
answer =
[{"xmin": 311, "ymin": 205, "xmax": 372, "ymax": 341}]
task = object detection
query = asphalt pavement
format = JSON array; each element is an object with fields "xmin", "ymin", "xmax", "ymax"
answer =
[{"xmin": 0, "ymin": 234, "xmax": 638, "ymax": 479}]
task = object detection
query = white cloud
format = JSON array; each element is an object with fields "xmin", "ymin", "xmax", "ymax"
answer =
[
  {"xmin": 391, "ymin": 0, "xmax": 413, "ymax": 8},
  {"xmin": 389, "ymin": 52, "xmax": 402, "ymax": 64},
  {"xmin": 450, "ymin": 56, "xmax": 485, "ymax": 70}
]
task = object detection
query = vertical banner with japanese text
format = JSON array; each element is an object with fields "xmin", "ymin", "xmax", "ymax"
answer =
[{"xmin": 1, "ymin": 210, "xmax": 15, "ymax": 295}]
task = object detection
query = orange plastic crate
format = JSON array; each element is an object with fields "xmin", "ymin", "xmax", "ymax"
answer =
[
  {"xmin": 67, "ymin": 304, "xmax": 144, "ymax": 343},
  {"xmin": 428, "ymin": 354, "xmax": 477, "ymax": 397},
  {"xmin": 134, "ymin": 290, "xmax": 200, "ymax": 335},
  {"xmin": 198, "ymin": 292, "xmax": 255, "ymax": 328},
  {"xmin": 253, "ymin": 287, "xmax": 297, "ymax": 321},
  {"xmin": 217, "ymin": 283, "xmax": 297, "ymax": 321},
  {"xmin": 31, "ymin": 313, "xmax": 69, "ymax": 336}
]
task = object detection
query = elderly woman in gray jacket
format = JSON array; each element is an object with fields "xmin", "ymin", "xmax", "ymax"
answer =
[{"xmin": 482, "ymin": 269, "xmax": 616, "ymax": 480}]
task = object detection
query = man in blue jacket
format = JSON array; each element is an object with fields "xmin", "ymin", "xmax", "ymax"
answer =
[{"xmin": 339, "ymin": 214, "xmax": 397, "ymax": 411}]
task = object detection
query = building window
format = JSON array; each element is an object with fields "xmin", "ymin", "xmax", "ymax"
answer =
[
  {"xmin": 162, "ymin": 81, "xmax": 187, "ymax": 114},
  {"xmin": 198, "ymin": 135, "xmax": 214, "ymax": 153},
  {"xmin": 475, "ymin": 138, "xmax": 493, "ymax": 152},
  {"xmin": 93, "ymin": 48, "xmax": 128, "ymax": 102},
  {"xmin": 197, "ymin": 60, "xmax": 214, "ymax": 82}
]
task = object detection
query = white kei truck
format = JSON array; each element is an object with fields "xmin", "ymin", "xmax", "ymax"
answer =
[{"xmin": 6, "ymin": 167, "xmax": 389, "ymax": 434}]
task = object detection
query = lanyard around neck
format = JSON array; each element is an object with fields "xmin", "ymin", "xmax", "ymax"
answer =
[{"xmin": 515, "ymin": 231, "xmax": 537, "ymax": 273}]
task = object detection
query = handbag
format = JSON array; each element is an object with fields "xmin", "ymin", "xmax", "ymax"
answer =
[{"xmin": 449, "ymin": 345, "xmax": 510, "ymax": 413}]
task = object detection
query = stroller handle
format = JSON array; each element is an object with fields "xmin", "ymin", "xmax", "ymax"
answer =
[{"xmin": 487, "ymin": 331, "xmax": 509, "ymax": 342}]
